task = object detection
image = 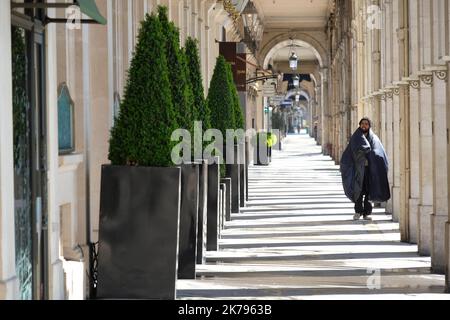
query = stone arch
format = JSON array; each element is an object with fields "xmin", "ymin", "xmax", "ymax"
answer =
[
  {"xmin": 285, "ymin": 89, "xmax": 311, "ymax": 102},
  {"xmin": 260, "ymin": 32, "xmax": 328, "ymax": 69}
]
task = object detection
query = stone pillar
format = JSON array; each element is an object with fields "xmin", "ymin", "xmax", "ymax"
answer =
[
  {"xmin": 431, "ymin": 67, "xmax": 449, "ymax": 273},
  {"xmin": 385, "ymin": 90, "xmax": 394, "ymax": 215},
  {"xmin": 418, "ymin": 72, "xmax": 434, "ymax": 256},
  {"xmin": 445, "ymin": 57, "xmax": 450, "ymax": 292},
  {"xmin": 407, "ymin": 0, "xmax": 421, "ymax": 244},
  {"xmin": 320, "ymin": 68, "xmax": 330, "ymax": 154},
  {"xmin": 417, "ymin": 0, "xmax": 434, "ymax": 256},
  {"xmin": 0, "ymin": 1, "xmax": 19, "ymax": 300},
  {"xmin": 46, "ymin": 2, "xmax": 65, "ymax": 300},
  {"xmin": 392, "ymin": 87, "xmax": 401, "ymax": 223},
  {"xmin": 397, "ymin": 0, "xmax": 410, "ymax": 243},
  {"xmin": 316, "ymin": 84, "xmax": 322, "ymax": 144},
  {"xmin": 408, "ymin": 80, "xmax": 421, "ymax": 244}
]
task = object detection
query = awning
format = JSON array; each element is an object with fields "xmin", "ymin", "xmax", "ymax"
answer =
[
  {"xmin": 77, "ymin": 0, "xmax": 107, "ymax": 25},
  {"xmin": 11, "ymin": 0, "xmax": 107, "ymax": 25}
]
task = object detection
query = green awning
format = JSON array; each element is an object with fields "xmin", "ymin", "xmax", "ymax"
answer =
[{"xmin": 77, "ymin": 0, "xmax": 107, "ymax": 25}]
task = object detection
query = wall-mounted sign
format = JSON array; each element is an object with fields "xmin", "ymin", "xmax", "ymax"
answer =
[{"xmin": 219, "ymin": 42, "xmax": 247, "ymax": 92}]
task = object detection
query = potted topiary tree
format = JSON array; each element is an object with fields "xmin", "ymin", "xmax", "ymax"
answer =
[
  {"xmin": 224, "ymin": 62, "xmax": 244, "ymax": 213},
  {"xmin": 97, "ymin": 13, "xmax": 180, "ymax": 300},
  {"xmin": 185, "ymin": 37, "xmax": 210, "ymax": 264},
  {"xmin": 254, "ymin": 132, "xmax": 275, "ymax": 166},
  {"xmin": 157, "ymin": 6, "xmax": 200, "ymax": 281},
  {"xmin": 206, "ymin": 55, "xmax": 235, "ymax": 251}
]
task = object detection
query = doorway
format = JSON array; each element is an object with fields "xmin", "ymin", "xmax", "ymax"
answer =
[{"xmin": 11, "ymin": 7, "xmax": 48, "ymax": 300}]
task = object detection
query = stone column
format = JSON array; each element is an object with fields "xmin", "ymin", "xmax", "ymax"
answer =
[
  {"xmin": 407, "ymin": 0, "xmax": 421, "ymax": 244},
  {"xmin": 431, "ymin": 67, "xmax": 449, "ymax": 273},
  {"xmin": 397, "ymin": 0, "xmax": 411, "ymax": 242},
  {"xmin": 444, "ymin": 57, "xmax": 450, "ymax": 292},
  {"xmin": 170, "ymin": 0, "xmax": 182, "ymax": 30},
  {"xmin": 417, "ymin": 0, "xmax": 434, "ymax": 256},
  {"xmin": 408, "ymin": 79, "xmax": 421, "ymax": 244},
  {"xmin": 46, "ymin": 1, "xmax": 65, "ymax": 300},
  {"xmin": 205, "ymin": 1, "xmax": 222, "ymax": 91},
  {"xmin": 385, "ymin": 90, "xmax": 394, "ymax": 216},
  {"xmin": 428, "ymin": 0, "xmax": 449, "ymax": 275},
  {"xmin": 316, "ymin": 84, "xmax": 322, "ymax": 144},
  {"xmin": 0, "ymin": 1, "xmax": 19, "ymax": 300},
  {"xmin": 320, "ymin": 68, "xmax": 330, "ymax": 154},
  {"xmin": 417, "ymin": 72, "xmax": 434, "ymax": 256},
  {"xmin": 392, "ymin": 87, "xmax": 401, "ymax": 223}
]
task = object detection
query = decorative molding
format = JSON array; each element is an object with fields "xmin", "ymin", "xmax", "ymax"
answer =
[
  {"xmin": 418, "ymin": 71, "xmax": 434, "ymax": 86},
  {"xmin": 384, "ymin": 90, "xmax": 393, "ymax": 99},
  {"xmin": 435, "ymin": 70, "xmax": 448, "ymax": 81},
  {"xmin": 419, "ymin": 74, "xmax": 433, "ymax": 86},
  {"xmin": 410, "ymin": 80, "xmax": 420, "ymax": 89},
  {"xmin": 393, "ymin": 88, "xmax": 400, "ymax": 95}
]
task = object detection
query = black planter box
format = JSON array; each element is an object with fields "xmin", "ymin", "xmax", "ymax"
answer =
[
  {"xmin": 245, "ymin": 141, "xmax": 250, "ymax": 202},
  {"xmin": 221, "ymin": 178, "xmax": 232, "ymax": 222},
  {"xmin": 97, "ymin": 165, "xmax": 181, "ymax": 300},
  {"xmin": 178, "ymin": 164, "xmax": 200, "ymax": 280},
  {"xmin": 255, "ymin": 136, "xmax": 270, "ymax": 166},
  {"xmin": 206, "ymin": 160, "xmax": 220, "ymax": 251},
  {"xmin": 196, "ymin": 160, "xmax": 208, "ymax": 265},
  {"xmin": 239, "ymin": 142, "xmax": 246, "ymax": 208},
  {"xmin": 226, "ymin": 144, "xmax": 240, "ymax": 213},
  {"xmin": 219, "ymin": 183, "xmax": 225, "ymax": 235}
]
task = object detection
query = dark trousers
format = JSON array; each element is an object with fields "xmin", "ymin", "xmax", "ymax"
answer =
[{"xmin": 355, "ymin": 166, "xmax": 372, "ymax": 215}]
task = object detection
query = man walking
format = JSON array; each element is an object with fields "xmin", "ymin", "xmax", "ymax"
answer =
[{"xmin": 340, "ymin": 118, "xmax": 391, "ymax": 221}]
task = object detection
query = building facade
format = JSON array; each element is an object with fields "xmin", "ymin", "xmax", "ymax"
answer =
[{"xmin": 1, "ymin": 0, "xmax": 450, "ymax": 300}]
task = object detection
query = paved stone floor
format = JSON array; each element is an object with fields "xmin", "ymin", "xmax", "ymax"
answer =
[{"xmin": 177, "ymin": 134, "xmax": 450, "ymax": 300}]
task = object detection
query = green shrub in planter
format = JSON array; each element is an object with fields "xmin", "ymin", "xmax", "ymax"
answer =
[
  {"xmin": 185, "ymin": 37, "xmax": 210, "ymax": 130},
  {"xmin": 207, "ymin": 55, "xmax": 236, "ymax": 177},
  {"xmin": 108, "ymin": 13, "xmax": 177, "ymax": 167},
  {"xmin": 158, "ymin": 6, "xmax": 194, "ymax": 136},
  {"xmin": 100, "ymin": 13, "xmax": 182, "ymax": 300},
  {"xmin": 225, "ymin": 63, "xmax": 245, "ymax": 130}
]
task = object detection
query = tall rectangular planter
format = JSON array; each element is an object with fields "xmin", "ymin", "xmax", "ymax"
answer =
[
  {"xmin": 226, "ymin": 144, "xmax": 240, "ymax": 213},
  {"xmin": 196, "ymin": 160, "xmax": 208, "ymax": 265},
  {"xmin": 207, "ymin": 160, "xmax": 220, "ymax": 251},
  {"xmin": 178, "ymin": 164, "xmax": 200, "ymax": 280},
  {"xmin": 221, "ymin": 178, "xmax": 232, "ymax": 222},
  {"xmin": 219, "ymin": 183, "xmax": 225, "ymax": 235},
  {"xmin": 97, "ymin": 165, "xmax": 181, "ymax": 300},
  {"xmin": 246, "ymin": 141, "xmax": 250, "ymax": 202},
  {"xmin": 239, "ymin": 142, "xmax": 246, "ymax": 208},
  {"xmin": 255, "ymin": 138, "xmax": 270, "ymax": 166}
]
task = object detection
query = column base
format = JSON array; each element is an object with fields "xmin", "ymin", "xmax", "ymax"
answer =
[
  {"xmin": 392, "ymin": 186, "xmax": 401, "ymax": 222},
  {"xmin": 431, "ymin": 213, "xmax": 447, "ymax": 274},
  {"xmin": 0, "ymin": 276, "xmax": 18, "ymax": 300},
  {"xmin": 418, "ymin": 205, "xmax": 433, "ymax": 256},
  {"xmin": 385, "ymin": 199, "xmax": 393, "ymax": 215},
  {"xmin": 445, "ymin": 222, "xmax": 450, "ymax": 292},
  {"xmin": 408, "ymin": 198, "xmax": 420, "ymax": 244},
  {"xmin": 50, "ymin": 258, "xmax": 66, "ymax": 300}
]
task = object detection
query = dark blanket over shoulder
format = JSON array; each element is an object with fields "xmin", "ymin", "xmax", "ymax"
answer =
[{"xmin": 340, "ymin": 128, "xmax": 391, "ymax": 203}]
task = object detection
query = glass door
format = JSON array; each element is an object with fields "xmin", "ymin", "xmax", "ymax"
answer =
[
  {"xmin": 11, "ymin": 7, "xmax": 48, "ymax": 300},
  {"xmin": 12, "ymin": 24, "xmax": 34, "ymax": 301}
]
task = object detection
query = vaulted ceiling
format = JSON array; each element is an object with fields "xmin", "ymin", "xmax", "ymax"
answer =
[{"xmin": 253, "ymin": 0, "xmax": 333, "ymax": 29}]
